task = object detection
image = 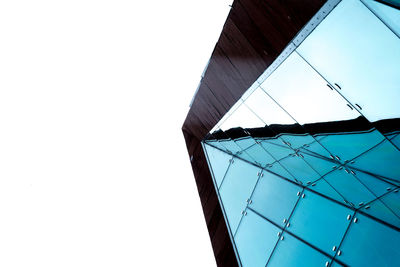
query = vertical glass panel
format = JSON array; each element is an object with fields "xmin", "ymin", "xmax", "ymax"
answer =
[
  {"xmin": 244, "ymin": 87, "xmax": 295, "ymax": 125},
  {"xmin": 322, "ymin": 169, "xmax": 377, "ymax": 207},
  {"xmin": 309, "ymin": 178, "xmax": 346, "ymax": 204},
  {"xmin": 299, "ymin": 137, "xmax": 337, "ymax": 176},
  {"xmin": 297, "ymin": 0, "xmax": 400, "ymax": 122},
  {"xmin": 234, "ymin": 136, "xmax": 257, "ymax": 151},
  {"xmin": 281, "ymin": 133, "xmax": 318, "ymax": 150},
  {"xmin": 278, "ymin": 155, "xmax": 321, "ymax": 184},
  {"xmin": 300, "ymin": 136, "xmax": 332, "ymax": 159},
  {"xmin": 241, "ymin": 142, "xmax": 275, "ymax": 167},
  {"xmin": 244, "ymin": 86, "xmax": 309, "ymax": 161},
  {"xmin": 288, "ymin": 190, "xmax": 352, "ymax": 255},
  {"xmin": 219, "ymin": 101, "xmax": 265, "ymax": 131},
  {"xmin": 301, "ymin": 152, "xmax": 335, "ymax": 177},
  {"xmin": 259, "ymin": 52, "xmax": 360, "ymax": 125},
  {"xmin": 218, "ymin": 139, "xmax": 243, "ymax": 155},
  {"xmin": 380, "ymin": 189, "xmax": 400, "ymax": 218},
  {"xmin": 219, "ymin": 158, "xmax": 260, "ymax": 233},
  {"xmin": 260, "ymin": 139, "xmax": 293, "ymax": 161},
  {"xmin": 234, "ymin": 149, "xmax": 260, "ymax": 166},
  {"xmin": 315, "ymin": 130, "xmax": 385, "ymax": 163},
  {"xmin": 234, "ymin": 209, "xmax": 280, "ymax": 267},
  {"xmin": 232, "ymin": 136, "xmax": 268, "ymax": 166},
  {"xmin": 351, "ymin": 139, "xmax": 400, "ymax": 183},
  {"xmin": 203, "ymin": 143, "xmax": 233, "ymax": 188},
  {"xmin": 267, "ymin": 233, "xmax": 331, "ymax": 267},
  {"xmin": 363, "ymin": 0, "xmax": 400, "ymax": 37},
  {"xmin": 350, "ymin": 170, "xmax": 394, "ymax": 198},
  {"xmin": 267, "ymin": 162, "xmax": 296, "ymax": 182},
  {"xmin": 385, "ymin": 132, "xmax": 399, "ymax": 140},
  {"xmin": 361, "ymin": 198, "xmax": 400, "ymax": 227},
  {"xmin": 339, "ymin": 213, "xmax": 400, "ymax": 266},
  {"xmin": 391, "ymin": 134, "xmax": 400, "ymax": 149},
  {"xmin": 204, "ymin": 140, "xmax": 231, "ymax": 154},
  {"xmin": 250, "ymin": 171, "xmax": 301, "ymax": 226}
]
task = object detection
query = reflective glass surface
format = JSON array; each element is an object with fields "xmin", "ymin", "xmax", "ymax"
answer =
[
  {"xmin": 202, "ymin": 0, "xmax": 400, "ymax": 265},
  {"xmin": 260, "ymin": 52, "xmax": 359, "ymax": 125},
  {"xmin": 380, "ymin": 189, "xmax": 400, "ymax": 218},
  {"xmin": 250, "ymin": 171, "xmax": 301, "ymax": 226},
  {"xmin": 218, "ymin": 157, "xmax": 260, "ymax": 233},
  {"xmin": 234, "ymin": 209, "xmax": 280, "ymax": 267},
  {"xmin": 339, "ymin": 213, "xmax": 400, "ymax": 266},
  {"xmin": 391, "ymin": 134, "xmax": 400, "ymax": 149},
  {"xmin": 244, "ymin": 87, "xmax": 295, "ymax": 125},
  {"xmin": 297, "ymin": 0, "xmax": 400, "ymax": 122},
  {"xmin": 363, "ymin": 0, "xmax": 400, "ymax": 37},
  {"xmin": 288, "ymin": 190, "xmax": 352, "ymax": 256},
  {"xmin": 362, "ymin": 198, "xmax": 400, "ymax": 227},
  {"xmin": 203, "ymin": 143, "xmax": 232, "ymax": 188},
  {"xmin": 259, "ymin": 139, "xmax": 293, "ymax": 161},
  {"xmin": 321, "ymin": 170, "xmax": 378, "ymax": 207},
  {"xmin": 278, "ymin": 155, "xmax": 320, "ymax": 184},
  {"xmin": 351, "ymin": 139, "xmax": 400, "ymax": 183},
  {"xmin": 241, "ymin": 142, "xmax": 275, "ymax": 167},
  {"xmin": 219, "ymin": 101, "xmax": 264, "ymax": 131},
  {"xmin": 315, "ymin": 129, "xmax": 384, "ymax": 163},
  {"xmin": 267, "ymin": 233, "xmax": 331, "ymax": 267}
]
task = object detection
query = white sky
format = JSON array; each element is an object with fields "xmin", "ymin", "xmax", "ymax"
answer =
[{"xmin": 0, "ymin": 1, "xmax": 232, "ymax": 266}]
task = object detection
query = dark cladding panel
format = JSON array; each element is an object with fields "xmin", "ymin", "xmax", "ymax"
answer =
[
  {"xmin": 219, "ymin": 18, "xmax": 268, "ymax": 83},
  {"xmin": 182, "ymin": 0, "xmax": 327, "ymax": 265}
]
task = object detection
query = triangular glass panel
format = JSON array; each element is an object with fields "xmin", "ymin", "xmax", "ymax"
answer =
[{"xmin": 203, "ymin": 143, "xmax": 233, "ymax": 188}]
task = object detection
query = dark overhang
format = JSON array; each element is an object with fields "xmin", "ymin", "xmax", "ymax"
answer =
[{"xmin": 181, "ymin": 0, "xmax": 327, "ymax": 265}]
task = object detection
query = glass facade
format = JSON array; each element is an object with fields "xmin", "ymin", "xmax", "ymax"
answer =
[{"xmin": 202, "ymin": 0, "xmax": 400, "ymax": 266}]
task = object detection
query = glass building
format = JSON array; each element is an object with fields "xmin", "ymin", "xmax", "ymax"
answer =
[{"xmin": 183, "ymin": 0, "xmax": 400, "ymax": 266}]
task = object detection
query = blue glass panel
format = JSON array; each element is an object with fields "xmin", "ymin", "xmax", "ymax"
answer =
[
  {"xmin": 380, "ymin": 189, "xmax": 400, "ymax": 218},
  {"xmin": 300, "ymin": 136, "xmax": 331, "ymax": 158},
  {"xmin": 339, "ymin": 213, "xmax": 400, "ymax": 266},
  {"xmin": 281, "ymin": 134, "xmax": 318, "ymax": 150},
  {"xmin": 350, "ymin": 170, "xmax": 394, "ymax": 198},
  {"xmin": 391, "ymin": 134, "xmax": 400, "ymax": 149},
  {"xmin": 219, "ymin": 158, "xmax": 261, "ymax": 233},
  {"xmin": 203, "ymin": 143, "xmax": 233, "ymax": 188},
  {"xmin": 299, "ymin": 136, "xmax": 336, "ymax": 163},
  {"xmin": 288, "ymin": 190, "xmax": 352, "ymax": 255},
  {"xmin": 235, "ymin": 149, "xmax": 259, "ymax": 166},
  {"xmin": 323, "ymin": 169, "xmax": 377, "ymax": 207},
  {"xmin": 361, "ymin": 198, "xmax": 400, "ymax": 227},
  {"xmin": 204, "ymin": 140, "xmax": 229, "ymax": 153},
  {"xmin": 267, "ymin": 233, "xmax": 331, "ymax": 267},
  {"xmin": 260, "ymin": 139, "xmax": 293, "ymax": 161},
  {"xmin": 234, "ymin": 136, "xmax": 257, "ymax": 151},
  {"xmin": 278, "ymin": 155, "xmax": 320, "ymax": 184},
  {"xmin": 310, "ymin": 178, "xmax": 346, "ymax": 204},
  {"xmin": 242, "ymin": 143, "xmax": 275, "ymax": 167},
  {"xmin": 218, "ymin": 139, "xmax": 242, "ymax": 155},
  {"xmin": 301, "ymin": 152, "xmax": 335, "ymax": 177},
  {"xmin": 297, "ymin": 0, "xmax": 400, "ymax": 122},
  {"xmin": 364, "ymin": 0, "xmax": 400, "ymax": 37},
  {"xmin": 234, "ymin": 209, "xmax": 280, "ymax": 267},
  {"xmin": 352, "ymin": 140, "xmax": 400, "ymax": 182},
  {"xmin": 316, "ymin": 130, "xmax": 384, "ymax": 163},
  {"xmin": 250, "ymin": 171, "xmax": 301, "ymax": 226},
  {"xmin": 267, "ymin": 162, "xmax": 296, "ymax": 182},
  {"xmin": 385, "ymin": 132, "xmax": 399, "ymax": 140}
]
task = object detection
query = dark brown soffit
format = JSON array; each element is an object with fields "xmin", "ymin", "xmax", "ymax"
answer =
[{"xmin": 182, "ymin": 0, "xmax": 326, "ymax": 266}]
